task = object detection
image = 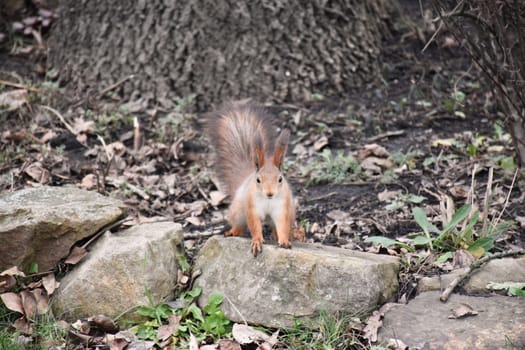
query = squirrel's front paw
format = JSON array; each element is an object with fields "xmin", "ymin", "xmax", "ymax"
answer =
[
  {"xmin": 225, "ymin": 226, "xmax": 243, "ymax": 236},
  {"xmin": 251, "ymin": 239, "xmax": 263, "ymax": 256},
  {"xmin": 278, "ymin": 240, "xmax": 292, "ymax": 249}
]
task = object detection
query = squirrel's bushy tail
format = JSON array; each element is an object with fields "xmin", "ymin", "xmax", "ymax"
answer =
[{"xmin": 205, "ymin": 102, "xmax": 276, "ymax": 197}]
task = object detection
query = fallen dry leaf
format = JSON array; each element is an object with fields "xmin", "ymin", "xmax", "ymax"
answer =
[
  {"xmin": 13, "ymin": 316, "xmax": 32, "ymax": 335},
  {"xmin": 356, "ymin": 143, "xmax": 390, "ymax": 160},
  {"xmin": 106, "ymin": 141, "xmax": 127, "ymax": 158},
  {"xmin": 209, "ymin": 191, "xmax": 228, "ymax": 207},
  {"xmin": 91, "ymin": 314, "xmax": 119, "ymax": 333},
  {"xmin": 185, "ymin": 216, "xmax": 204, "ymax": 226},
  {"xmin": 257, "ymin": 329, "xmax": 279, "ymax": 350},
  {"xmin": 79, "ymin": 174, "xmax": 98, "ymax": 190},
  {"xmin": 360, "ymin": 156, "xmax": 394, "ymax": 174},
  {"xmin": 0, "ymin": 89, "xmax": 28, "ymax": 111},
  {"xmin": 24, "ymin": 162, "xmax": 50, "ymax": 183},
  {"xmin": 39, "ymin": 129, "xmax": 58, "ymax": 143},
  {"xmin": 65, "ymin": 246, "xmax": 88, "ymax": 265},
  {"xmin": 109, "ymin": 338, "xmax": 129, "ymax": 350},
  {"xmin": 0, "ymin": 275, "xmax": 16, "ymax": 292},
  {"xmin": 71, "ymin": 319, "xmax": 91, "ymax": 334},
  {"xmin": 377, "ymin": 189, "xmax": 401, "ymax": 202},
  {"xmin": 432, "ymin": 138, "xmax": 455, "ymax": 148},
  {"xmin": 73, "ymin": 117, "xmax": 95, "ymax": 134},
  {"xmin": 313, "ymin": 135, "xmax": 329, "ymax": 151},
  {"xmin": 232, "ymin": 323, "xmax": 269, "ymax": 344},
  {"xmin": 448, "ymin": 303, "xmax": 478, "ymax": 319},
  {"xmin": 1, "ymin": 292, "xmax": 24, "ymax": 314},
  {"xmin": 42, "ymin": 274, "xmax": 59, "ymax": 295},
  {"xmin": 157, "ymin": 314, "xmax": 181, "ymax": 341},
  {"xmin": 218, "ymin": 339, "xmax": 241, "ymax": 350},
  {"xmin": 32, "ymin": 288, "xmax": 49, "ymax": 315},
  {"xmin": 20, "ymin": 290, "xmax": 37, "ymax": 319},
  {"xmin": 1, "ymin": 266, "xmax": 26, "ymax": 277},
  {"xmin": 363, "ymin": 310, "xmax": 382, "ymax": 342},
  {"xmin": 189, "ymin": 332, "xmax": 199, "ymax": 350}
]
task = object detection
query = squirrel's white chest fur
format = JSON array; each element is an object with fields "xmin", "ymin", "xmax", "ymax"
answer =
[
  {"xmin": 229, "ymin": 176, "xmax": 286, "ymax": 228},
  {"xmin": 253, "ymin": 193, "xmax": 285, "ymax": 224}
]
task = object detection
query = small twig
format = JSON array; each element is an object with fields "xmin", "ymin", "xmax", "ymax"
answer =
[
  {"xmin": 23, "ymin": 270, "xmax": 55, "ymax": 279},
  {"xmin": 0, "ymin": 79, "xmax": 39, "ymax": 92},
  {"xmin": 224, "ymin": 293, "xmax": 248, "ymax": 326},
  {"xmin": 480, "ymin": 167, "xmax": 493, "ymax": 235},
  {"xmin": 440, "ymin": 249, "xmax": 525, "ymax": 302},
  {"xmin": 40, "ymin": 105, "xmax": 77, "ymax": 136},
  {"xmin": 367, "ymin": 130, "xmax": 405, "ymax": 142},
  {"xmin": 106, "ymin": 177, "xmax": 150, "ymax": 200},
  {"xmin": 493, "ymin": 167, "xmax": 519, "ymax": 229},
  {"xmin": 421, "ymin": 20, "xmax": 443, "ymax": 53},
  {"xmin": 183, "ymin": 230, "xmax": 219, "ymax": 240},
  {"xmin": 307, "ymin": 191, "xmax": 338, "ymax": 202},
  {"xmin": 99, "ymin": 75, "xmax": 135, "ymax": 96},
  {"xmin": 81, "ymin": 217, "xmax": 131, "ymax": 249},
  {"xmin": 133, "ymin": 116, "xmax": 140, "ymax": 153}
]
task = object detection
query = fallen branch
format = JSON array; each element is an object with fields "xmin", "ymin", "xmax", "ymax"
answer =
[
  {"xmin": 0, "ymin": 79, "xmax": 39, "ymax": 92},
  {"xmin": 40, "ymin": 105, "xmax": 77, "ymax": 136},
  {"xmin": 440, "ymin": 249, "xmax": 525, "ymax": 302},
  {"xmin": 99, "ymin": 74, "xmax": 135, "ymax": 96}
]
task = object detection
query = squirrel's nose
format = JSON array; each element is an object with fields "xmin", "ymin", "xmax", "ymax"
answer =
[{"xmin": 266, "ymin": 192, "xmax": 274, "ymax": 198}]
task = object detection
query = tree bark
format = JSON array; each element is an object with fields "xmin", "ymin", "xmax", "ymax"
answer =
[{"xmin": 49, "ymin": 0, "xmax": 396, "ymax": 110}]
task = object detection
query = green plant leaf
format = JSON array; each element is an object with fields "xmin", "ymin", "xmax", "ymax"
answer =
[
  {"xmin": 435, "ymin": 251, "xmax": 453, "ymax": 264},
  {"xmin": 441, "ymin": 204, "xmax": 472, "ymax": 235},
  {"xmin": 508, "ymin": 287, "xmax": 525, "ymax": 297},
  {"xmin": 28, "ymin": 262, "xmax": 38, "ymax": 274},
  {"xmin": 461, "ymin": 210, "xmax": 479, "ymax": 243},
  {"xmin": 407, "ymin": 195, "xmax": 426, "ymax": 204},
  {"xmin": 467, "ymin": 235, "xmax": 496, "ymax": 257},
  {"xmin": 487, "ymin": 282, "xmax": 525, "ymax": 296},
  {"xmin": 136, "ymin": 306, "xmax": 157, "ymax": 319},
  {"xmin": 412, "ymin": 207, "xmax": 439, "ymax": 234},
  {"xmin": 204, "ymin": 293, "xmax": 223, "ymax": 313},
  {"xmin": 187, "ymin": 304, "xmax": 204, "ymax": 323},
  {"xmin": 413, "ymin": 235, "xmax": 432, "ymax": 246},
  {"xmin": 454, "ymin": 90, "xmax": 466, "ymax": 103}
]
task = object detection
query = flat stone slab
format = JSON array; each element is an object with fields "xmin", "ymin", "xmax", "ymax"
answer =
[
  {"xmin": 378, "ymin": 291, "xmax": 525, "ymax": 349},
  {"xmin": 419, "ymin": 256, "xmax": 525, "ymax": 294},
  {"xmin": 0, "ymin": 186, "xmax": 127, "ymax": 271},
  {"xmin": 194, "ymin": 236, "xmax": 400, "ymax": 328}
]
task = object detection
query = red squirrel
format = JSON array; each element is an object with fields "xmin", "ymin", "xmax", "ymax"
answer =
[{"xmin": 206, "ymin": 102, "xmax": 296, "ymax": 256}]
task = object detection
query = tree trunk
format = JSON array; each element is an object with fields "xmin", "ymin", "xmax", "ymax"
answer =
[{"xmin": 49, "ymin": 0, "xmax": 396, "ymax": 110}]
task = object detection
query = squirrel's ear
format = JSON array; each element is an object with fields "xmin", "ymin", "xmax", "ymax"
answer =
[
  {"xmin": 254, "ymin": 131, "xmax": 265, "ymax": 170},
  {"xmin": 273, "ymin": 129, "xmax": 290, "ymax": 169}
]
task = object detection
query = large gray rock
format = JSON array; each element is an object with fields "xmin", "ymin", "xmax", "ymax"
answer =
[
  {"xmin": 418, "ymin": 256, "xmax": 525, "ymax": 294},
  {"xmin": 0, "ymin": 186, "xmax": 127, "ymax": 271},
  {"xmin": 193, "ymin": 236, "xmax": 400, "ymax": 328},
  {"xmin": 378, "ymin": 291, "xmax": 525, "ymax": 349},
  {"xmin": 52, "ymin": 222, "xmax": 184, "ymax": 321}
]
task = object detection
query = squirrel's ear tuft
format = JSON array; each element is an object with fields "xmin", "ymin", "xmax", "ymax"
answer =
[
  {"xmin": 254, "ymin": 131, "xmax": 265, "ymax": 170},
  {"xmin": 273, "ymin": 129, "xmax": 290, "ymax": 169}
]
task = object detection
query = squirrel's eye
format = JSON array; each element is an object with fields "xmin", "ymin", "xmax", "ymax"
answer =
[
  {"xmin": 278, "ymin": 175, "xmax": 283, "ymax": 183},
  {"xmin": 256, "ymin": 176, "xmax": 261, "ymax": 184}
]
